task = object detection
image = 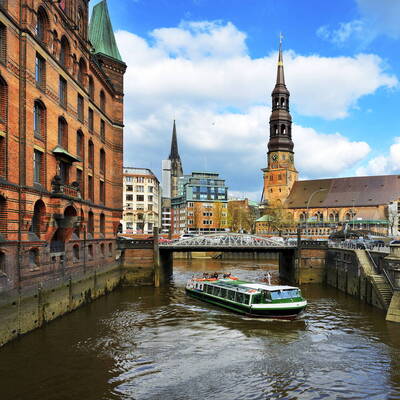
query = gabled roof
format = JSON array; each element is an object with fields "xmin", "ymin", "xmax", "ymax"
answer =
[
  {"xmin": 89, "ymin": 0, "xmax": 123, "ymax": 62},
  {"xmin": 285, "ymin": 175, "xmax": 400, "ymax": 208}
]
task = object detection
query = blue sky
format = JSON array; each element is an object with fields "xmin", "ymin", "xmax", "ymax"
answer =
[{"xmin": 91, "ymin": 0, "xmax": 400, "ymax": 200}]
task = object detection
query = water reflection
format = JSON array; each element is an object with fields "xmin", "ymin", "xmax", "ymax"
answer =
[{"xmin": 0, "ymin": 258, "xmax": 399, "ymax": 400}]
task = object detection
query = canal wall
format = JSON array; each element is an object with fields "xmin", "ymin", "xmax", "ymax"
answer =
[
  {"xmin": 325, "ymin": 249, "xmax": 388, "ymax": 310},
  {"xmin": 0, "ymin": 240, "xmax": 158, "ymax": 347}
]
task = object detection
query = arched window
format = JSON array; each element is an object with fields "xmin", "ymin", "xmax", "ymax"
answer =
[
  {"xmin": 29, "ymin": 248, "xmax": 39, "ymax": 266},
  {"xmin": 88, "ymin": 140, "xmax": 94, "ymax": 169},
  {"xmin": 99, "ymin": 90, "xmax": 105, "ymax": 111},
  {"xmin": 281, "ymin": 124, "xmax": 286, "ymax": 135},
  {"xmin": 329, "ymin": 212, "xmax": 339, "ymax": 222},
  {"xmin": 88, "ymin": 75, "xmax": 94, "ymax": 99},
  {"xmin": 345, "ymin": 212, "xmax": 352, "ymax": 221},
  {"xmin": 0, "ymin": 195, "xmax": 7, "ymax": 237},
  {"xmin": 0, "ymin": 74, "xmax": 7, "ymax": 123},
  {"xmin": 31, "ymin": 200, "xmax": 46, "ymax": 237},
  {"xmin": 78, "ymin": 58, "xmax": 87, "ymax": 86},
  {"xmin": 76, "ymin": 130, "xmax": 83, "ymax": 158},
  {"xmin": 77, "ymin": 8, "xmax": 85, "ymax": 38},
  {"xmin": 34, "ymin": 100, "xmax": 46, "ymax": 138},
  {"xmin": 100, "ymin": 213, "xmax": 105, "ymax": 236},
  {"xmin": 100, "ymin": 243, "xmax": 105, "ymax": 256},
  {"xmin": 299, "ymin": 212, "xmax": 306, "ymax": 222},
  {"xmin": 88, "ymin": 211, "xmax": 94, "ymax": 236},
  {"xmin": 36, "ymin": 7, "xmax": 49, "ymax": 44},
  {"xmin": 275, "ymin": 98, "xmax": 279, "ymax": 107},
  {"xmin": 280, "ymin": 97, "xmax": 285, "ymax": 106},
  {"xmin": 274, "ymin": 124, "xmax": 278, "ymax": 135},
  {"xmin": 100, "ymin": 149, "xmax": 105, "ymax": 174},
  {"xmin": 314, "ymin": 211, "xmax": 323, "ymax": 222},
  {"xmin": 60, "ymin": 36, "xmax": 70, "ymax": 68},
  {"xmin": 73, "ymin": 244, "xmax": 80, "ymax": 261},
  {"xmin": 0, "ymin": 251, "xmax": 6, "ymax": 276},
  {"xmin": 58, "ymin": 117, "xmax": 68, "ymax": 148},
  {"xmin": 0, "ymin": 22, "xmax": 7, "ymax": 64}
]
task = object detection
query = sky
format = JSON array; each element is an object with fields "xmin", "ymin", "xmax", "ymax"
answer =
[{"xmin": 91, "ymin": 0, "xmax": 400, "ymax": 200}]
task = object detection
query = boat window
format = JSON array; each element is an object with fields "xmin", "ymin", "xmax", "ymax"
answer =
[
  {"xmin": 227, "ymin": 290, "xmax": 236, "ymax": 301},
  {"xmin": 243, "ymin": 294, "xmax": 250, "ymax": 304},
  {"xmin": 270, "ymin": 289, "xmax": 300, "ymax": 300},
  {"xmin": 251, "ymin": 294, "xmax": 261, "ymax": 304},
  {"xmin": 212, "ymin": 287, "xmax": 220, "ymax": 296},
  {"xmin": 220, "ymin": 288, "xmax": 227, "ymax": 298},
  {"xmin": 236, "ymin": 292, "xmax": 244, "ymax": 303}
]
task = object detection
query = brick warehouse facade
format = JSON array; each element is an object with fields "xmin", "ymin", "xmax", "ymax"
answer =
[{"xmin": 0, "ymin": 0, "xmax": 126, "ymax": 292}]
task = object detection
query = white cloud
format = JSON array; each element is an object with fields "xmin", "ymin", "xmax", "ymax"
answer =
[
  {"xmin": 317, "ymin": 20, "xmax": 365, "ymax": 45},
  {"xmin": 356, "ymin": 137, "xmax": 400, "ymax": 176},
  {"xmin": 115, "ymin": 20, "xmax": 391, "ymax": 193}
]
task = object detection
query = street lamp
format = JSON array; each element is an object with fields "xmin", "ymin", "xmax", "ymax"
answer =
[{"xmin": 305, "ymin": 188, "xmax": 328, "ymax": 238}]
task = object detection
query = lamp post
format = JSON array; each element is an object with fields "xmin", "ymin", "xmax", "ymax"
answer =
[{"xmin": 305, "ymin": 188, "xmax": 328, "ymax": 238}]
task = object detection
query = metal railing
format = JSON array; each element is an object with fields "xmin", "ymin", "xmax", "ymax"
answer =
[
  {"xmin": 160, "ymin": 233, "xmax": 296, "ymax": 248},
  {"xmin": 328, "ymin": 241, "xmax": 390, "ymax": 253}
]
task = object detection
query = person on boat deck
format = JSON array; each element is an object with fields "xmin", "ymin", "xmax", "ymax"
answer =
[
  {"xmin": 203, "ymin": 272, "xmax": 209, "ymax": 278},
  {"xmin": 212, "ymin": 272, "xmax": 219, "ymax": 279},
  {"xmin": 223, "ymin": 273, "xmax": 231, "ymax": 278}
]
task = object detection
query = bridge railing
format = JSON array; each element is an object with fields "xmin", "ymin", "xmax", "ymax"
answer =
[{"xmin": 117, "ymin": 237, "xmax": 154, "ymax": 249}]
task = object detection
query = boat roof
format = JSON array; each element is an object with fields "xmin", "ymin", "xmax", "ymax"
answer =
[
  {"xmin": 210, "ymin": 279, "xmax": 298, "ymax": 292},
  {"xmin": 240, "ymin": 283, "xmax": 298, "ymax": 291}
]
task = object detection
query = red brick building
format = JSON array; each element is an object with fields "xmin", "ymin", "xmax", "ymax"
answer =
[{"xmin": 0, "ymin": 0, "xmax": 125, "ymax": 291}]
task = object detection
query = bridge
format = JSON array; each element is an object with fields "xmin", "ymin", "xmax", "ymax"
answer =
[{"xmin": 159, "ymin": 233, "xmax": 296, "ymax": 251}]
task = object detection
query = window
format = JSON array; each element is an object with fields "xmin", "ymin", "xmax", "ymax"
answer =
[
  {"xmin": 126, "ymin": 194, "xmax": 133, "ymax": 201},
  {"xmin": 88, "ymin": 211, "xmax": 94, "ymax": 235},
  {"xmin": 88, "ymin": 175, "xmax": 94, "ymax": 201},
  {"xmin": 0, "ymin": 75, "xmax": 7, "ymax": 123},
  {"xmin": 136, "ymin": 195, "xmax": 144, "ymax": 202},
  {"xmin": 0, "ymin": 195, "xmax": 6, "ymax": 236},
  {"xmin": 148, "ymin": 186, "xmax": 154, "ymax": 193},
  {"xmin": 78, "ymin": 58, "xmax": 87, "ymax": 86},
  {"xmin": 100, "ymin": 119, "xmax": 105, "ymax": 141},
  {"xmin": 76, "ymin": 130, "xmax": 83, "ymax": 157},
  {"xmin": 60, "ymin": 36, "xmax": 70, "ymax": 68},
  {"xmin": 88, "ymin": 140, "xmax": 94, "ymax": 169},
  {"xmin": 76, "ymin": 168, "xmax": 83, "ymax": 193},
  {"xmin": 148, "ymin": 204, "xmax": 153, "ymax": 211},
  {"xmin": 100, "ymin": 90, "xmax": 105, "ymax": 111},
  {"xmin": 58, "ymin": 117, "xmax": 68, "ymax": 148},
  {"xmin": 88, "ymin": 76, "xmax": 94, "ymax": 99},
  {"xmin": 100, "ymin": 243, "xmax": 105, "ymax": 256},
  {"xmin": 29, "ymin": 248, "xmax": 39, "ymax": 267},
  {"xmin": 59, "ymin": 161, "xmax": 69, "ymax": 184},
  {"xmin": 33, "ymin": 150, "xmax": 43, "ymax": 184},
  {"xmin": 0, "ymin": 136, "xmax": 5, "ymax": 178},
  {"xmin": 88, "ymin": 244, "xmax": 93, "ymax": 259},
  {"xmin": 88, "ymin": 107, "xmax": 93, "ymax": 131},
  {"xmin": 108, "ymin": 243, "xmax": 113, "ymax": 256},
  {"xmin": 126, "ymin": 185, "xmax": 133, "ymax": 191},
  {"xmin": 100, "ymin": 213, "xmax": 105, "ymax": 235},
  {"xmin": 36, "ymin": 7, "xmax": 49, "ymax": 43},
  {"xmin": 59, "ymin": 76, "xmax": 67, "ymax": 108},
  {"xmin": 0, "ymin": 23, "xmax": 6, "ymax": 65},
  {"xmin": 77, "ymin": 94, "xmax": 84, "ymax": 122},
  {"xmin": 34, "ymin": 101, "xmax": 45, "ymax": 138},
  {"xmin": 35, "ymin": 53, "xmax": 46, "ymax": 90},
  {"xmin": 100, "ymin": 149, "xmax": 105, "ymax": 174},
  {"xmin": 73, "ymin": 244, "xmax": 80, "ymax": 261},
  {"xmin": 136, "ymin": 185, "xmax": 144, "ymax": 192},
  {"xmin": 148, "ymin": 195, "xmax": 153, "ymax": 202},
  {"xmin": 99, "ymin": 180, "xmax": 105, "ymax": 203}
]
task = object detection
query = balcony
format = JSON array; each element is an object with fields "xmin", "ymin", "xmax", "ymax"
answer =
[{"xmin": 51, "ymin": 176, "xmax": 81, "ymax": 198}]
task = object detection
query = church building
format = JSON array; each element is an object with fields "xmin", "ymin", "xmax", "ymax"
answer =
[{"xmin": 258, "ymin": 43, "xmax": 400, "ymax": 238}]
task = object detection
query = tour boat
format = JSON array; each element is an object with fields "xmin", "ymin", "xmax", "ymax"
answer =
[{"xmin": 185, "ymin": 276, "xmax": 307, "ymax": 319}]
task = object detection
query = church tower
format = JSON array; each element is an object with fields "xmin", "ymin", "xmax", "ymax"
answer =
[
  {"xmin": 261, "ymin": 39, "xmax": 298, "ymax": 207},
  {"xmin": 169, "ymin": 120, "xmax": 183, "ymax": 198}
]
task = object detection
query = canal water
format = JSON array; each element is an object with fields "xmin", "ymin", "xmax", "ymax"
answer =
[{"xmin": 0, "ymin": 258, "xmax": 400, "ymax": 400}]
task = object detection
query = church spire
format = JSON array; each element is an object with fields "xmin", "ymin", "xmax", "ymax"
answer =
[
  {"xmin": 268, "ymin": 37, "xmax": 293, "ymax": 154},
  {"xmin": 276, "ymin": 33, "xmax": 285, "ymax": 86},
  {"xmin": 169, "ymin": 120, "xmax": 181, "ymax": 161}
]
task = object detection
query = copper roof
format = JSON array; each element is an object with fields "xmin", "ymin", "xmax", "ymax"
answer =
[{"xmin": 285, "ymin": 175, "xmax": 400, "ymax": 208}]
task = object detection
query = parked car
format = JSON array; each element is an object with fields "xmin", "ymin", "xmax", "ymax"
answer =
[{"xmin": 390, "ymin": 240, "xmax": 400, "ymax": 245}]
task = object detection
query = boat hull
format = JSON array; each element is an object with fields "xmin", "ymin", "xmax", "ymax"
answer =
[{"xmin": 186, "ymin": 288, "xmax": 306, "ymax": 320}]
